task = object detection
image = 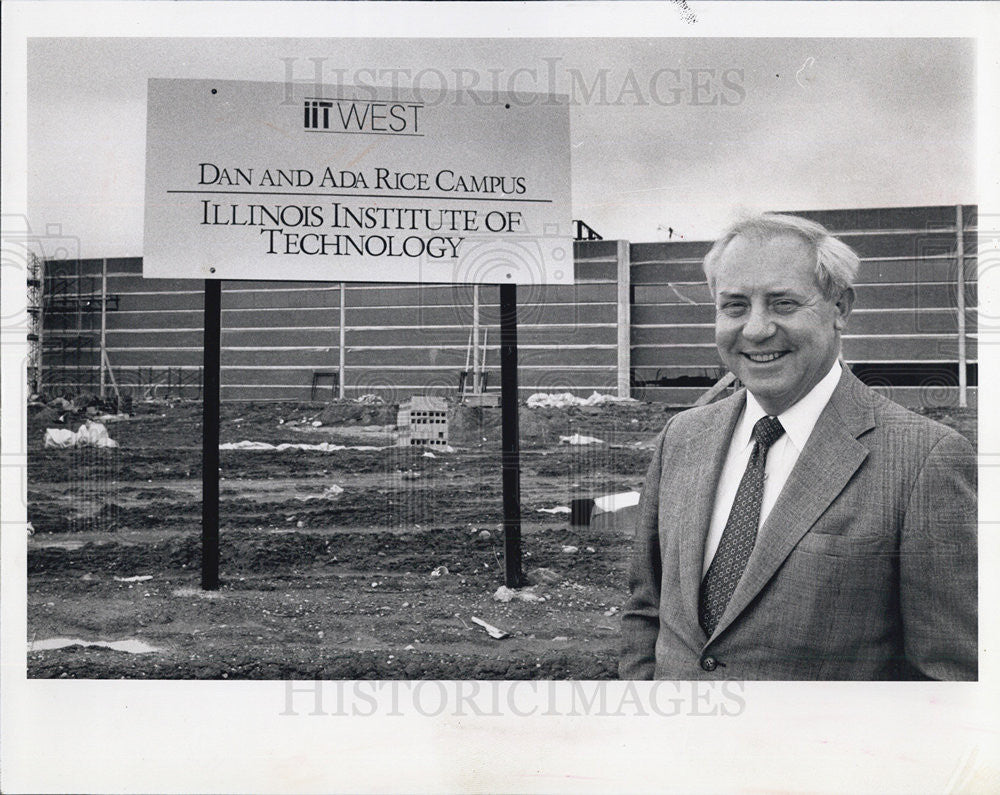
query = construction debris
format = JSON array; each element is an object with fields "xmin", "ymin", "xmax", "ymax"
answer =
[
  {"xmin": 494, "ymin": 585, "xmax": 546, "ymax": 603},
  {"xmin": 526, "ymin": 391, "xmax": 636, "ymax": 409},
  {"xmin": 397, "ymin": 396, "xmax": 449, "ymax": 448},
  {"xmin": 590, "ymin": 490, "xmax": 642, "ymax": 534},
  {"xmin": 593, "ymin": 491, "xmax": 641, "ymax": 513},
  {"xmin": 470, "ymin": 616, "xmax": 509, "ymax": 639},
  {"xmin": 559, "ymin": 433, "xmax": 605, "ymax": 446},
  {"xmin": 43, "ymin": 421, "xmax": 119, "ymax": 449},
  {"xmin": 570, "ymin": 497, "xmax": 596, "ymax": 526}
]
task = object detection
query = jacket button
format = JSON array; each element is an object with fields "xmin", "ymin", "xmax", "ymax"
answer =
[{"xmin": 701, "ymin": 656, "xmax": 717, "ymax": 672}]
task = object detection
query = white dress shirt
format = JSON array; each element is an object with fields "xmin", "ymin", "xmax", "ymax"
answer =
[{"xmin": 701, "ymin": 360, "xmax": 842, "ymax": 577}]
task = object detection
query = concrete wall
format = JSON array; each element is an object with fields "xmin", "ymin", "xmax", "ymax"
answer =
[{"xmin": 41, "ymin": 240, "xmax": 622, "ymax": 401}]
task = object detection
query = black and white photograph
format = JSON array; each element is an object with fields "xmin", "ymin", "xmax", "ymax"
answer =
[{"xmin": 2, "ymin": 2, "xmax": 998, "ymax": 792}]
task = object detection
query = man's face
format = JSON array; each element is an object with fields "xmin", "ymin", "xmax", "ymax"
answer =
[{"xmin": 713, "ymin": 232, "xmax": 852, "ymax": 416}]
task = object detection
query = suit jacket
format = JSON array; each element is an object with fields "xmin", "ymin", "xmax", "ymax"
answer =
[{"xmin": 620, "ymin": 368, "xmax": 977, "ymax": 681}]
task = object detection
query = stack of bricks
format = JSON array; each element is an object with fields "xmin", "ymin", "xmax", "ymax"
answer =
[{"xmin": 396, "ymin": 395, "xmax": 449, "ymax": 447}]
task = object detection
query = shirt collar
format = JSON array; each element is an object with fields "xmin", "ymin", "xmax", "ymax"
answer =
[{"xmin": 735, "ymin": 360, "xmax": 842, "ymax": 453}]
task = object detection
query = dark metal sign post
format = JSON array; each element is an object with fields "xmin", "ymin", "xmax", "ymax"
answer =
[
  {"xmin": 199, "ymin": 278, "xmax": 526, "ymax": 592},
  {"xmin": 201, "ymin": 280, "xmax": 222, "ymax": 590},
  {"xmin": 499, "ymin": 282, "xmax": 525, "ymax": 587}
]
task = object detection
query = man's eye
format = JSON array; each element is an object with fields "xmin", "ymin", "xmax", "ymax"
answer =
[
  {"xmin": 772, "ymin": 300, "xmax": 797, "ymax": 312},
  {"xmin": 720, "ymin": 303, "xmax": 746, "ymax": 317}
]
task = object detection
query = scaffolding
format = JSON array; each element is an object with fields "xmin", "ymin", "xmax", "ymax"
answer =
[
  {"xmin": 42, "ymin": 258, "xmax": 120, "ymax": 399},
  {"xmin": 27, "ymin": 253, "xmax": 44, "ymax": 395}
]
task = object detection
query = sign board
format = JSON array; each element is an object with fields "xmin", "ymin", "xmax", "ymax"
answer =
[{"xmin": 143, "ymin": 78, "xmax": 573, "ymax": 284}]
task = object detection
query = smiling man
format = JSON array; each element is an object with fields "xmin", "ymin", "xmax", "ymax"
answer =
[{"xmin": 620, "ymin": 214, "xmax": 977, "ymax": 680}]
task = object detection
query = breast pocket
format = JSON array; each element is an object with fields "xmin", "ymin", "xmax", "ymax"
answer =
[{"xmin": 794, "ymin": 530, "xmax": 893, "ymax": 558}]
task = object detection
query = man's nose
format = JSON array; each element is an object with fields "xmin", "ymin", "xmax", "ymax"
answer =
[{"xmin": 741, "ymin": 308, "xmax": 775, "ymax": 341}]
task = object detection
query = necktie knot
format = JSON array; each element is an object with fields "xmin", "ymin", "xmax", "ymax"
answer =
[{"xmin": 752, "ymin": 415, "xmax": 785, "ymax": 452}]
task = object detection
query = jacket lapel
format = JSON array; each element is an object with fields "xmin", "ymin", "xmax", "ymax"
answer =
[
  {"xmin": 677, "ymin": 393, "xmax": 745, "ymax": 638},
  {"xmin": 706, "ymin": 369, "xmax": 876, "ymax": 642}
]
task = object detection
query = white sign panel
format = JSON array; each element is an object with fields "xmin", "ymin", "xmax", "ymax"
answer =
[{"xmin": 143, "ymin": 78, "xmax": 573, "ymax": 284}]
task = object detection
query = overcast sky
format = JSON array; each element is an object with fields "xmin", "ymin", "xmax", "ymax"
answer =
[{"xmin": 27, "ymin": 36, "xmax": 975, "ymax": 257}]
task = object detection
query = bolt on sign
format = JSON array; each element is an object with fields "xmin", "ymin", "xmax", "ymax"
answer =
[{"xmin": 143, "ymin": 78, "xmax": 573, "ymax": 285}]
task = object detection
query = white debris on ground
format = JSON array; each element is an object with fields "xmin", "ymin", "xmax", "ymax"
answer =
[
  {"xmin": 43, "ymin": 421, "xmax": 119, "ymax": 449},
  {"xmin": 27, "ymin": 522, "xmax": 35, "ymax": 536},
  {"xmin": 537, "ymin": 506, "xmax": 571, "ymax": 514},
  {"xmin": 356, "ymin": 394, "xmax": 385, "ymax": 404},
  {"xmin": 430, "ymin": 565, "xmax": 449, "ymax": 578},
  {"xmin": 558, "ymin": 433, "xmax": 605, "ymax": 446},
  {"xmin": 526, "ymin": 391, "xmax": 637, "ymax": 409},
  {"xmin": 422, "ymin": 451, "xmax": 436, "ymax": 458},
  {"xmin": 470, "ymin": 616, "xmax": 509, "ymax": 639},
  {"xmin": 590, "ymin": 490, "xmax": 643, "ymax": 534},
  {"xmin": 113, "ymin": 575, "xmax": 153, "ymax": 583},
  {"xmin": 494, "ymin": 585, "xmax": 546, "ymax": 603},
  {"xmin": 561, "ymin": 545, "xmax": 579, "ymax": 554},
  {"xmin": 298, "ymin": 484, "xmax": 344, "ymax": 502},
  {"xmin": 28, "ymin": 637, "xmax": 159, "ymax": 654},
  {"xmin": 593, "ymin": 491, "xmax": 641, "ymax": 513},
  {"xmin": 219, "ymin": 441, "xmax": 383, "ymax": 452}
]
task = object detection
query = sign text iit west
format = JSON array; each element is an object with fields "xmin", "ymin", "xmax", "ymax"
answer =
[{"xmin": 304, "ymin": 98, "xmax": 422, "ymax": 135}]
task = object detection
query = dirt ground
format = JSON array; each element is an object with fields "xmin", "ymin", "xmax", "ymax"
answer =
[{"xmin": 25, "ymin": 394, "xmax": 976, "ymax": 680}]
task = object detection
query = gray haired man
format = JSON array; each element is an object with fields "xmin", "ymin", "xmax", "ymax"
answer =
[{"xmin": 620, "ymin": 214, "xmax": 977, "ymax": 680}]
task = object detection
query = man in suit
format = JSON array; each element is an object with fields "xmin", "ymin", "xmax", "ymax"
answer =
[{"xmin": 620, "ymin": 213, "xmax": 977, "ymax": 680}]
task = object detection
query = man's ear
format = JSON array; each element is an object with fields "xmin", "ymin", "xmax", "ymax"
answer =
[{"xmin": 833, "ymin": 287, "xmax": 855, "ymax": 331}]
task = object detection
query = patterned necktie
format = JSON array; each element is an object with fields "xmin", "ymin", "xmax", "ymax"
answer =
[{"xmin": 699, "ymin": 415, "xmax": 785, "ymax": 637}]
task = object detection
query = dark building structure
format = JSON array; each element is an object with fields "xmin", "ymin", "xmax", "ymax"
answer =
[{"xmin": 38, "ymin": 205, "xmax": 976, "ymax": 409}]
